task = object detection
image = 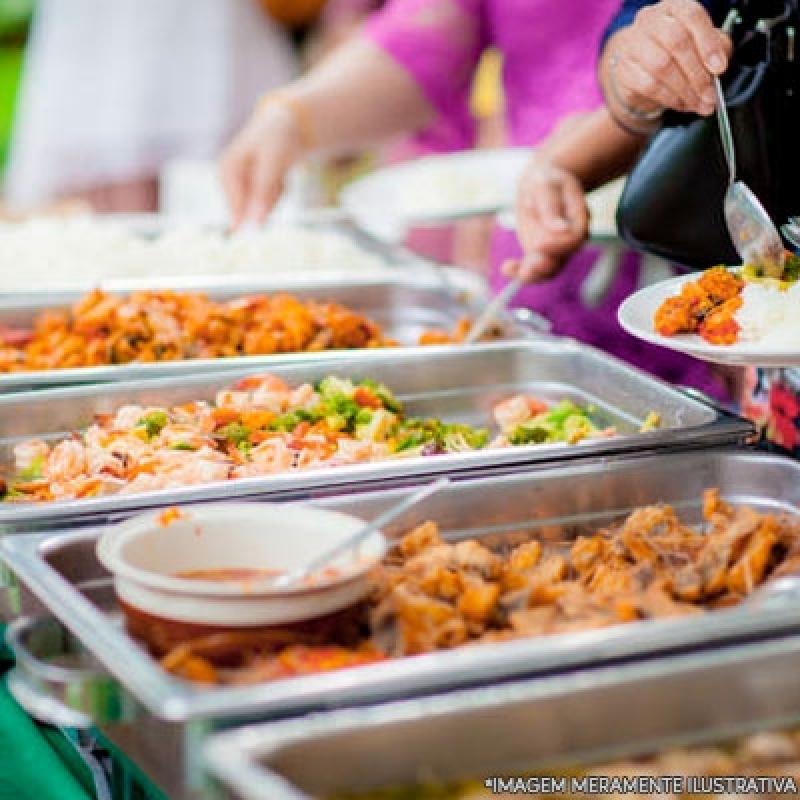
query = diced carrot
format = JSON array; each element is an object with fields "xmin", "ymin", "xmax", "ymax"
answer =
[
  {"xmin": 353, "ymin": 387, "xmax": 383, "ymax": 409},
  {"xmin": 211, "ymin": 408, "xmax": 241, "ymax": 428}
]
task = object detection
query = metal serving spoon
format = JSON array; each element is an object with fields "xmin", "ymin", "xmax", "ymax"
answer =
[
  {"xmin": 715, "ymin": 12, "xmax": 786, "ymax": 278},
  {"xmin": 781, "ymin": 221, "xmax": 800, "ymax": 251},
  {"xmin": 271, "ymin": 476, "xmax": 450, "ymax": 589},
  {"xmin": 464, "ymin": 277, "xmax": 523, "ymax": 344}
]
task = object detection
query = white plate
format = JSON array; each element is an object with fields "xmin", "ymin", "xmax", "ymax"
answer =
[
  {"xmin": 618, "ymin": 272, "xmax": 800, "ymax": 367},
  {"xmin": 341, "ymin": 148, "xmax": 531, "ymax": 242}
]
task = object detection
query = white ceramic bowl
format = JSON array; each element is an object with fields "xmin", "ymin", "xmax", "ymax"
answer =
[{"xmin": 96, "ymin": 502, "xmax": 386, "ymax": 628}]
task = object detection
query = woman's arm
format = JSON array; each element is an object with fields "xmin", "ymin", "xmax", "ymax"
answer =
[
  {"xmin": 221, "ymin": 0, "xmax": 487, "ymax": 226},
  {"xmin": 220, "ymin": 39, "xmax": 434, "ymax": 226}
]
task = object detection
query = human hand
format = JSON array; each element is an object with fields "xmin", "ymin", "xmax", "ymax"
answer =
[
  {"xmin": 219, "ymin": 100, "xmax": 307, "ymax": 228},
  {"xmin": 605, "ymin": 0, "xmax": 732, "ymax": 118},
  {"xmin": 503, "ymin": 160, "xmax": 589, "ymax": 283}
]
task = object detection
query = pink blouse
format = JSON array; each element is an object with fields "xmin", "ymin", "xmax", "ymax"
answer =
[{"xmin": 366, "ymin": 0, "xmax": 621, "ymax": 150}]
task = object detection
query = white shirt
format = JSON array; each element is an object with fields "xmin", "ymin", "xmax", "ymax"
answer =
[{"xmin": 5, "ymin": 0, "xmax": 299, "ymax": 209}]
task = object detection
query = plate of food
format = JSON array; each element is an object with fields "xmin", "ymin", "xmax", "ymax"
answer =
[
  {"xmin": 340, "ymin": 148, "xmax": 531, "ymax": 242},
  {"xmin": 618, "ymin": 259, "xmax": 800, "ymax": 367}
]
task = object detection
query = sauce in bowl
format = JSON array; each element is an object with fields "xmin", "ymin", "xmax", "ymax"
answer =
[{"xmin": 175, "ymin": 568, "xmax": 283, "ymax": 582}]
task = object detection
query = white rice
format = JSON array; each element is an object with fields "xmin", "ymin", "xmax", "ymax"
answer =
[
  {"xmin": 734, "ymin": 281, "xmax": 800, "ymax": 348},
  {"xmin": 0, "ymin": 217, "xmax": 387, "ymax": 290}
]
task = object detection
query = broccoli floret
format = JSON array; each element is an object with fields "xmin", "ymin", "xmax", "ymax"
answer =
[
  {"xmin": 216, "ymin": 423, "xmax": 251, "ymax": 447},
  {"xmin": 440, "ymin": 424, "xmax": 489, "ymax": 452},
  {"xmin": 509, "ymin": 426, "xmax": 551, "ymax": 446},
  {"xmin": 317, "ymin": 392, "xmax": 362, "ymax": 431},
  {"xmin": 783, "ymin": 253, "xmax": 800, "ymax": 282},
  {"xmin": 394, "ymin": 430, "xmax": 434, "ymax": 453},
  {"xmin": 137, "ymin": 410, "xmax": 169, "ymax": 439},
  {"xmin": 355, "ymin": 408, "xmax": 374, "ymax": 426},
  {"xmin": 269, "ymin": 409, "xmax": 314, "ymax": 432}
]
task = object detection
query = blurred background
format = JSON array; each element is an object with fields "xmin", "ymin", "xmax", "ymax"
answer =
[{"xmin": 0, "ymin": 0, "xmax": 30, "ymax": 179}]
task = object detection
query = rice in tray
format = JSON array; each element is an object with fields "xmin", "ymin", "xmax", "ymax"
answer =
[
  {"xmin": 734, "ymin": 281, "xmax": 800, "ymax": 347},
  {"xmin": 0, "ymin": 218, "xmax": 387, "ymax": 289}
]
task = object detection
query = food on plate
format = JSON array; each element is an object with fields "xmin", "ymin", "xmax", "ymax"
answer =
[
  {"xmin": 332, "ymin": 728, "xmax": 800, "ymax": 799},
  {"xmin": 3, "ymin": 373, "xmax": 610, "ymax": 502},
  {"xmin": 160, "ymin": 489, "xmax": 800, "ymax": 685},
  {"xmin": 0, "ymin": 289, "xmax": 486, "ymax": 372},
  {"xmin": 654, "ymin": 267, "xmax": 744, "ymax": 345},
  {"xmin": 0, "ymin": 217, "xmax": 387, "ymax": 288},
  {"xmin": 654, "ymin": 257, "xmax": 800, "ymax": 347}
]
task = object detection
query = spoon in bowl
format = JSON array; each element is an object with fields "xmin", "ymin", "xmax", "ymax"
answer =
[{"xmin": 271, "ymin": 476, "xmax": 450, "ymax": 589}]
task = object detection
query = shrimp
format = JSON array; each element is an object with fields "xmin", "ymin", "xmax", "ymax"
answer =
[
  {"xmin": 246, "ymin": 438, "xmax": 296, "ymax": 473},
  {"xmin": 111, "ymin": 405, "xmax": 147, "ymax": 431},
  {"xmin": 215, "ymin": 391, "xmax": 251, "ymax": 411},
  {"xmin": 332, "ymin": 439, "xmax": 389, "ymax": 464},
  {"xmin": 156, "ymin": 424, "xmax": 215, "ymax": 451},
  {"xmin": 13, "ymin": 439, "xmax": 50, "ymax": 472},
  {"xmin": 493, "ymin": 396, "xmax": 534, "ymax": 430},
  {"xmin": 287, "ymin": 383, "xmax": 317, "ymax": 410},
  {"xmin": 43, "ymin": 440, "xmax": 87, "ymax": 482}
]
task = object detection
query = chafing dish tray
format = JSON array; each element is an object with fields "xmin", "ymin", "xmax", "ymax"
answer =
[
  {"xmin": 0, "ymin": 269, "xmax": 517, "ymax": 392},
  {"xmin": 0, "ymin": 341, "xmax": 751, "ymax": 531},
  {"xmin": 3, "ymin": 450, "xmax": 800, "ymax": 799},
  {"xmin": 205, "ymin": 634, "xmax": 800, "ymax": 799}
]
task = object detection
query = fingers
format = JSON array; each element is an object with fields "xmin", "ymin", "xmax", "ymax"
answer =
[
  {"xmin": 672, "ymin": 0, "xmax": 731, "ymax": 74},
  {"xmin": 608, "ymin": 0, "xmax": 731, "ymax": 116},
  {"xmin": 513, "ymin": 163, "xmax": 589, "ymax": 283},
  {"xmin": 219, "ymin": 139, "xmax": 252, "ymax": 229},
  {"xmin": 219, "ymin": 106, "xmax": 302, "ymax": 230},
  {"xmin": 503, "ymin": 254, "xmax": 564, "ymax": 283},
  {"xmin": 243, "ymin": 148, "xmax": 286, "ymax": 227}
]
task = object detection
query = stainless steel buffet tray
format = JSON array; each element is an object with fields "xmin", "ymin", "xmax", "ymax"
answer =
[
  {"xmin": 4, "ymin": 450, "xmax": 800, "ymax": 799},
  {"xmin": 0, "ymin": 341, "xmax": 751, "ymax": 532},
  {"xmin": 0, "ymin": 269, "xmax": 511, "ymax": 392},
  {"xmin": 204, "ymin": 635, "xmax": 800, "ymax": 800}
]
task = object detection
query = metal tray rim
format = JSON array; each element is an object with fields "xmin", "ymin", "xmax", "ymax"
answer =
[
  {"xmin": 3, "ymin": 450, "xmax": 797, "ymax": 724},
  {"xmin": 0, "ymin": 341, "xmax": 753, "ymax": 527},
  {"xmin": 0, "ymin": 269, "xmax": 493, "ymax": 390},
  {"xmin": 203, "ymin": 634, "xmax": 800, "ymax": 800}
]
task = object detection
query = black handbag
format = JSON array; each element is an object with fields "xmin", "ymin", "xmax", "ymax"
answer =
[{"xmin": 616, "ymin": 0, "xmax": 800, "ymax": 269}]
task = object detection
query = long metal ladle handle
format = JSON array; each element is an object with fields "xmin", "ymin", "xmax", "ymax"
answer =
[
  {"xmin": 714, "ymin": 10, "xmax": 740, "ymax": 186},
  {"xmin": 713, "ymin": 76, "xmax": 736, "ymax": 186}
]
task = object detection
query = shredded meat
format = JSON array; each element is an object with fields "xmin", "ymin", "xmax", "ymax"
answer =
[{"xmin": 159, "ymin": 489, "xmax": 800, "ymax": 685}]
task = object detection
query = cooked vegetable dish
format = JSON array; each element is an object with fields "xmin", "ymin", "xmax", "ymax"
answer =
[{"xmin": 3, "ymin": 373, "xmax": 611, "ymax": 502}]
